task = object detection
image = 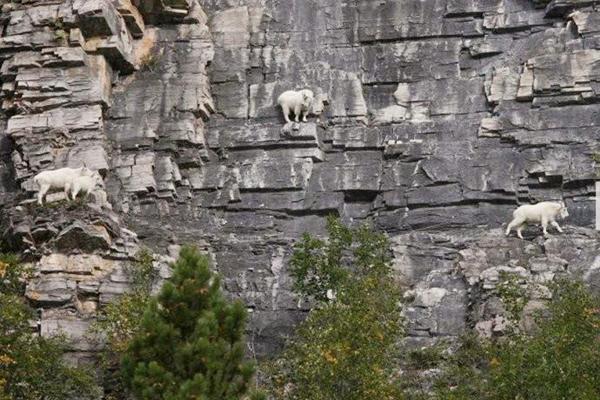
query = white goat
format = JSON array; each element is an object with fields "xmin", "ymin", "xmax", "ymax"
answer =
[
  {"xmin": 505, "ymin": 201, "xmax": 569, "ymax": 239},
  {"xmin": 277, "ymin": 89, "xmax": 314, "ymax": 123},
  {"xmin": 70, "ymin": 172, "xmax": 104, "ymax": 201},
  {"xmin": 33, "ymin": 166, "xmax": 93, "ymax": 205}
]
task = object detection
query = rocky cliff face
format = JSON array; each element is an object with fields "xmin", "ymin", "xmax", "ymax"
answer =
[{"xmin": 0, "ymin": 0, "xmax": 599, "ymax": 363}]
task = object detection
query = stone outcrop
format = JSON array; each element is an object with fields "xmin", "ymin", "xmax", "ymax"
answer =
[
  {"xmin": 0, "ymin": 0, "xmax": 190, "ymax": 364},
  {"xmin": 392, "ymin": 227, "xmax": 600, "ymax": 348},
  {"xmin": 0, "ymin": 0, "xmax": 598, "ymax": 366}
]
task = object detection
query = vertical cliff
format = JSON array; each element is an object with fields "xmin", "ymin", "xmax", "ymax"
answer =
[{"xmin": 0, "ymin": 0, "xmax": 599, "ymax": 362}]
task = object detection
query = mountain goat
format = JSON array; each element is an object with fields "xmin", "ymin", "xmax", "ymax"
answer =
[
  {"xmin": 70, "ymin": 172, "xmax": 104, "ymax": 201},
  {"xmin": 33, "ymin": 166, "xmax": 93, "ymax": 205},
  {"xmin": 277, "ymin": 89, "xmax": 314, "ymax": 123},
  {"xmin": 505, "ymin": 201, "xmax": 569, "ymax": 239}
]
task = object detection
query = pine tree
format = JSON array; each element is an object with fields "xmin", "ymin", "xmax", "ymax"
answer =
[{"xmin": 121, "ymin": 246, "xmax": 260, "ymax": 400}]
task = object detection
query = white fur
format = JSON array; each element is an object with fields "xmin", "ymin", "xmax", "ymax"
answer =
[
  {"xmin": 277, "ymin": 89, "xmax": 314, "ymax": 123},
  {"xmin": 505, "ymin": 201, "xmax": 569, "ymax": 239},
  {"xmin": 70, "ymin": 172, "xmax": 104, "ymax": 201},
  {"xmin": 33, "ymin": 166, "xmax": 93, "ymax": 205}
]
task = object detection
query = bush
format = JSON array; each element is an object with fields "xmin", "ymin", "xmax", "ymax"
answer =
[
  {"xmin": 433, "ymin": 279, "xmax": 600, "ymax": 400},
  {"xmin": 90, "ymin": 248, "xmax": 157, "ymax": 399},
  {"xmin": 139, "ymin": 51, "xmax": 162, "ymax": 72},
  {"xmin": 264, "ymin": 216, "xmax": 404, "ymax": 400},
  {"xmin": 121, "ymin": 245, "xmax": 262, "ymax": 400},
  {"xmin": 0, "ymin": 254, "xmax": 101, "ymax": 399}
]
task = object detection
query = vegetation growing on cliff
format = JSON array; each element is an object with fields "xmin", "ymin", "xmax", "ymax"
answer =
[
  {"xmin": 264, "ymin": 220, "xmax": 600, "ymax": 400},
  {"xmin": 428, "ymin": 279, "xmax": 600, "ymax": 400},
  {"xmin": 263, "ymin": 216, "xmax": 404, "ymax": 400},
  {"xmin": 0, "ymin": 254, "xmax": 100, "ymax": 399},
  {"xmin": 90, "ymin": 248, "xmax": 156, "ymax": 400},
  {"xmin": 121, "ymin": 245, "xmax": 263, "ymax": 400}
]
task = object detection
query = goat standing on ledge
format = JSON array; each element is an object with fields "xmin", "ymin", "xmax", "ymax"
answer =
[
  {"xmin": 277, "ymin": 89, "xmax": 314, "ymax": 123},
  {"xmin": 70, "ymin": 172, "xmax": 104, "ymax": 201},
  {"xmin": 505, "ymin": 201, "xmax": 569, "ymax": 239},
  {"xmin": 33, "ymin": 166, "xmax": 98, "ymax": 205}
]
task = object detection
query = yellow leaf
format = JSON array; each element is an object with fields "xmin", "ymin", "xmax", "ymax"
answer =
[
  {"xmin": 0, "ymin": 354, "xmax": 15, "ymax": 366},
  {"xmin": 322, "ymin": 350, "xmax": 337, "ymax": 364}
]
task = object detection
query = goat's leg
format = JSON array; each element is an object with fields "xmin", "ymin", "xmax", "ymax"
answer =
[
  {"xmin": 541, "ymin": 217, "xmax": 549, "ymax": 237},
  {"xmin": 71, "ymin": 184, "xmax": 80, "ymax": 201},
  {"xmin": 551, "ymin": 220, "xmax": 564, "ymax": 233},
  {"xmin": 281, "ymin": 105, "xmax": 291, "ymax": 123},
  {"xmin": 64, "ymin": 183, "xmax": 72, "ymax": 201},
  {"xmin": 516, "ymin": 223, "xmax": 526, "ymax": 239},
  {"xmin": 38, "ymin": 184, "xmax": 49, "ymax": 205},
  {"xmin": 506, "ymin": 217, "xmax": 523, "ymax": 236}
]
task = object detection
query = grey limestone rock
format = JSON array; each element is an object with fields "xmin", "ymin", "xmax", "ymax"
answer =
[{"xmin": 0, "ymin": 0, "xmax": 599, "ymax": 362}]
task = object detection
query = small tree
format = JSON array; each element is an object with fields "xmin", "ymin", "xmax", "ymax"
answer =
[
  {"xmin": 0, "ymin": 254, "xmax": 100, "ymax": 399},
  {"xmin": 265, "ymin": 216, "xmax": 404, "ymax": 400},
  {"xmin": 121, "ymin": 245, "xmax": 261, "ymax": 400}
]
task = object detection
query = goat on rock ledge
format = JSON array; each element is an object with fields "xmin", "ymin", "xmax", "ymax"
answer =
[
  {"xmin": 505, "ymin": 201, "xmax": 569, "ymax": 239},
  {"xmin": 33, "ymin": 166, "xmax": 103, "ymax": 205},
  {"xmin": 277, "ymin": 89, "xmax": 314, "ymax": 123}
]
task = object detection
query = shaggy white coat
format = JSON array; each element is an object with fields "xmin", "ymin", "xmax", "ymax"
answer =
[
  {"xmin": 277, "ymin": 89, "xmax": 314, "ymax": 123},
  {"xmin": 505, "ymin": 201, "xmax": 569, "ymax": 239},
  {"xmin": 71, "ymin": 172, "xmax": 104, "ymax": 200},
  {"xmin": 33, "ymin": 167, "xmax": 93, "ymax": 205}
]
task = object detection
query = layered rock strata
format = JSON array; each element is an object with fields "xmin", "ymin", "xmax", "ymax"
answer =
[{"xmin": 0, "ymin": 0, "xmax": 598, "ymax": 363}]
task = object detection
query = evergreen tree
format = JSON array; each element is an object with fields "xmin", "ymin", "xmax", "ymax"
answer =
[{"xmin": 121, "ymin": 246, "xmax": 261, "ymax": 400}]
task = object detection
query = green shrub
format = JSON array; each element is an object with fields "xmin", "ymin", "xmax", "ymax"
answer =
[
  {"xmin": 90, "ymin": 248, "xmax": 157, "ymax": 399},
  {"xmin": 495, "ymin": 271, "xmax": 528, "ymax": 324},
  {"xmin": 433, "ymin": 279, "xmax": 600, "ymax": 400},
  {"xmin": 0, "ymin": 254, "xmax": 100, "ymax": 399},
  {"xmin": 264, "ymin": 216, "xmax": 404, "ymax": 400}
]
